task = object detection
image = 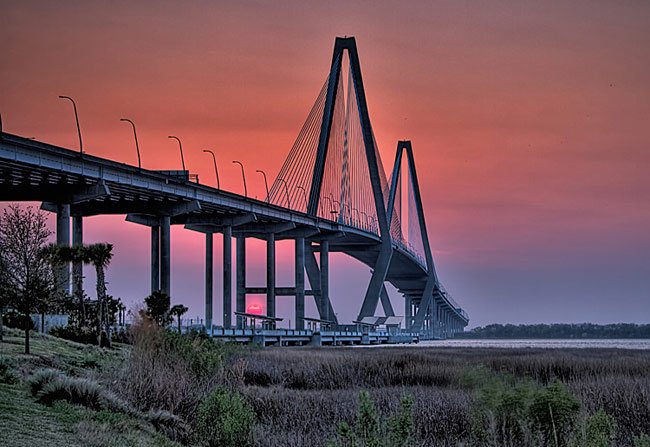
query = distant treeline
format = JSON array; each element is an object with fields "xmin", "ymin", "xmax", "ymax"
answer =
[{"xmin": 459, "ymin": 323, "xmax": 650, "ymax": 339}]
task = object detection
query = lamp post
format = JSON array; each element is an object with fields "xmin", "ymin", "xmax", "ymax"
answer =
[
  {"xmin": 278, "ymin": 178, "xmax": 291, "ymax": 208},
  {"xmin": 232, "ymin": 161, "xmax": 247, "ymax": 197},
  {"xmin": 167, "ymin": 135, "xmax": 186, "ymax": 171},
  {"xmin": 296, "ymin": 186, "xmax": 308, "ymax": 211},
  {"xmin": 58, "ymin": 95, "xmax": 83, "ymax": 154},
  {"xmin": 256, "ymin": 170, "xmax": 269, "ymax": 202},
  {"xmin": 119, "ymin": 118, "xmax": 141, "ymax": 169},
  {"xmin": 202, "ymin": 150, "xmax": 220, "ymax": 189}
]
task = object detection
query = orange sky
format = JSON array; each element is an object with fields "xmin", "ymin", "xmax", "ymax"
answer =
[{"xmin": 2, "ymin": 0, "xmax": 650, "ymax": 326}]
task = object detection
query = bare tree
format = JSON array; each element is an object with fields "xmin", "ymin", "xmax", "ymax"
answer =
[{"xmin": 0, "ymin": 205, "xmax": 55, "ymax": 354}]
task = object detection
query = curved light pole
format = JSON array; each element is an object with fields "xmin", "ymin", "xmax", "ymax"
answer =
[
  {"xmin": 202, "ymin": 150, "xmax": 220, "ymax": 189},
  {"xmin": 296, "ymin": 186, "xmax": 308, "ymax": 211},
  {"xmin": 255, "ymin": 170, "xmax": 269, "ymax": 202},
  {"xmin": 232, "ymin": 160, "xmax": 247, "ymax": 197},
  {"xmin": 119, "ymin": 118, "xmax": 141, "ymax": 169},
  {"xmin": 167, "ymin": 135, "xmax": 186, "ymax": 171},
  {"xmin": 58, "ymin": 95, "xmax": 83, "ymax": 154}
]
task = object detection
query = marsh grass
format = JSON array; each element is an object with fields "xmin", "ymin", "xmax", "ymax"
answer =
[{"xmin": 238, "ymin": 347, "xmax": 650, "ymax": 447}]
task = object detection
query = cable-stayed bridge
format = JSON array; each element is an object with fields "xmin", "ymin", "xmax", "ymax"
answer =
[{"xmin": 0, "ymin": 37, "xmax": 468, "ymax": 342}]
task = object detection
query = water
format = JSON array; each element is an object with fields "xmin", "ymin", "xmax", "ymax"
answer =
[{"xmin": 366, "ymin": 339, "xmax": 650, "ymax": 350}]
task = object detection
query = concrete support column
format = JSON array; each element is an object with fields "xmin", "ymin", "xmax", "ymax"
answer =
[
  {"xmin": 150, "ymin": 225, "xmax": 160, "ymax": 293},
  {"xmin": 320, "ymin": 240, "xmax": 329, "ymax": 324},
  {"xmin": 160, "ymin": 216, "xmax": 171, "ymax": 295},
  {"xmin": 266, "ymin": 233, "xmax": 276, "ymax": 319},
  {"xmin": 72, "ymin": 215, "xmax": 83, "ymax": 299},
  {"xmin": 223, "ymin": 226, "xmax": 232, "ymax": 329},
  {"xmin": 405, "ymin": 296, "xmax": 412, "ymax": 331},
  {"xmin": 205, "ymin": 233, "xmax": 214, "ymax": 329},
  {"xmin": 56, "ymin": 204, "xmax": 70, "ymax": 295},
  {"xmin": 236, "ymin": 236, "xmax": 246, "ymax": 328},
  {"xmin": 295, "ymin": 237, "xmax": 305, "ymax": 330}
]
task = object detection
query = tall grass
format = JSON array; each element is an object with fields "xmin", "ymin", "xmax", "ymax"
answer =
[{"xmin": 237, "ymin": 347, "xmax": 650, "ymax": 447}]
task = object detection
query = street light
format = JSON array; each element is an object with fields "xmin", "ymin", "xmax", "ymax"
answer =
[
  {"xmin": 167, "ymin": 135, "xmax": 186, "ymax": 171},
  {"xmin": 277, "ymin": 178, "xmax": 291, "ymax": 208},
  {"xmin": 58, "ymin": 95, "xmax": 83, "ymax": 154},
  {"xmin": 119, "ymin": 118, "xmax": 141, "ymax": 169},
  {"xmin": 202, "ymin": 149, "xmax": 220, "ymax": 189},
  {"xmin": 232, "ymin": 160, "xmax": 247, "ymax": 197},
  {"xmin": 296, "ymin": 186, "xmax": 308, "ymax": 211},
  {"xmin": 255, "ymin": 170, "xmax": 269, "ymax": 202}
]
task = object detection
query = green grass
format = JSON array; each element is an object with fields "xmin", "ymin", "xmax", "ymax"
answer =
[
  {"xmin": 0, "ymin": 329, "xmax": 180, "ymax": 447},
  {"xmin": 0, "ymin": 328, "xmax": 126, "ymax": 376}
]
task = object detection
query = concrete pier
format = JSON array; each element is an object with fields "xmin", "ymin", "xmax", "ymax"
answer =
[
  {"xmin": 266, "ymin": 232, "xmax": 276, "ymax": 319},
  {"xmin": 223, "ymin": 226, "xmax": 232, "ymax": 328},
  {"xmin": 205, "ymin": 232, "xmax": 213, "ymax": 329},
  {"xmin": 294, "ymin": 237, "xmax": 305, "ymax": 330},
  {"xmin": 150, "ymin": 225, "xmax": 160, "ymax": 292},
  {"xmin": 56, "ymin": 204, "xmax": 70, "ymax": 294},
  {"xmin": 236, "ymin": 236, "xmax": 246, "ymax": 328},
  {"xmin": 320, "ymin": 240, "xmax": 329, "ymax": 323},
  {"xmin": 72, "ymin": 215, "xmax": 83, "ymax": 298},
  {"xmin": 160, "ymin": 216, "xmax": 171, "ymax": 295}
]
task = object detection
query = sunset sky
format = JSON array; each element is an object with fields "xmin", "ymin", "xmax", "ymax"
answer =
[{"xmin": 2, "ymin": 0, "xmax": 649, "ymax": 327}]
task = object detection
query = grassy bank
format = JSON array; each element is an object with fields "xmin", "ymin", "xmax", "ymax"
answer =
[{"xmin": 0, "ymin": 328, "xmax": 179, "ymax": 447}]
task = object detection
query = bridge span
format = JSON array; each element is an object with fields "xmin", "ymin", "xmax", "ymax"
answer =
[{"xmin": 0, "ymin": 36, "xmax": 468, "ymax": 339}]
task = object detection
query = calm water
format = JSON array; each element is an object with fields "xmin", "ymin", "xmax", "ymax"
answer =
[{"xmin": 370, "ymin": 339, "xmax": 650, "ymax": 350}]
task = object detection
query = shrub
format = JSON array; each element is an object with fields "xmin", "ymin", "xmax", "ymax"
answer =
[
  {"xmin": 585, "ymin": 410, "xmax": 616, "ymax": 447},
  {"xmin": 329, "ymin": 391, "xmax": 415, "ymax": 447},
  {"xmin": 118, "ymin": 317, "xmax": 227, "ymax": 420},
  {"xmin": 50, "ymin": 325, "xmax": 98, "ymax": 345},
  {"xmin": 38, "ymin": 376, "xmax": 104, "ymax": 409},
  {"xmin": 635, "ymin": 434, "xmax": 650, "ymax": 447},
  {"xmin": 144, "ymin": 409, "xmax": 189, "ymax": 443},
  {"xmin": 3, "ymin": 310, "xmax": 36, "ymax": 330},
  {"xmin": 529, "ymin": 381, "xmax": 581, "ymax": 446},
  {"xmin": 194, "ymin": 386, "xmax": 255, "ymax": 447},
  {"xmin": 0, "ymin": 356, "xmax": 19, "ymax": 384},
  {"xmin": 28, "ymin": 368, "xmax": 64, "ymax": 395}
]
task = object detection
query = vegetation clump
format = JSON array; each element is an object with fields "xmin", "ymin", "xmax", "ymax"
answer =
[{"xmin": 194, "ymin": 386, "xmax": 255, "ymax": 447}]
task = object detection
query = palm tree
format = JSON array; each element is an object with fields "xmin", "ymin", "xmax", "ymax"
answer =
[
  {"xmin": 42, "ymin": 244, "xmax": 92, "ymax": 323},
  {"xmin": 170, "ymin": 304, "xmax": 189, "ymax": 333},
  {"xmin": 86, "ymin": 243, "xmax": 113, "ymax": 347}
]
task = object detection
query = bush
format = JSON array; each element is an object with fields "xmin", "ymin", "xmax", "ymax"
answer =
[
  {"xmin": 194, "ymin": 387, "xmax": 255, "ymax": 447},
  {"xmin": 0, "ymin": 356, "xmax": 19, "ymax": 384},
  {"xmin": 3, "ymin": 311, "xmax": 36, "ymax": 330},
  {"xmin": 28, "ymin": 368, "xmax": 64, "ymax": 395},
  {"xmin": 145, "ymin": 409, "xmax": 190, "ymax": 443},
  {"xmin": 49, "ymin": 325, "xmax": 98, "ymax": 345},
  {"xmin": 529, "ymin": 381, "xmax": 581, "ymax": 446},
  {"xmin": 118, "ymin": 317, "xmax": 228, "ymax": 421},
  {"xmin": 584, "ymin": 410, "xmax": 616, "ymax": 447},
  {"xmin": 635, "ymin": 434, "xmax": 650, "ymax": 447},
  {"xmin": 37, "ymin": 375, "xmax": 105, "ymax": 409},
  {"xmin": 329, "ymin": 391, "xmax": 415, "ymax": 447}
]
